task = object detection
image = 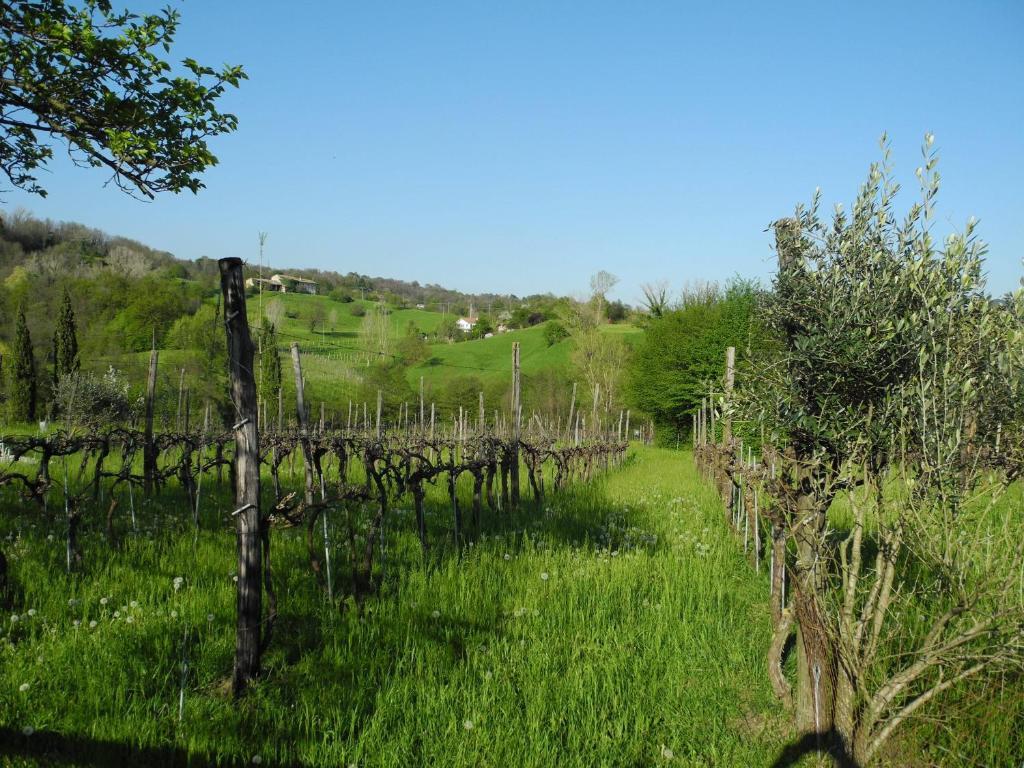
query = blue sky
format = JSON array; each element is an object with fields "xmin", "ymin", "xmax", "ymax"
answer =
[{"xmin": 4, "ymin": 0, "xmax": 1023, "ymax": 302}]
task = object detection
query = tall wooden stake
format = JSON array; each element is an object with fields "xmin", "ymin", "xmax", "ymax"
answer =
[
  {"xmin": 510, "ymin": 342, "xmax": 521, "ymax": 508},
  {"xmin": 289, "ymin": 343, "xmax": 315, "ymax": 507},
  {"xmin": 219, "ymin": 257, "xmax": 262, "ymax": 698},
  {"xmin": 143, "ymin": 333, "xmax": 158, "ymax": 494}
]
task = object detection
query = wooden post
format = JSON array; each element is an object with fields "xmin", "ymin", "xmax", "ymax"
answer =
[
  {"xmin": 723, "ymin": 346, "xmax": 735, "ymax": 445},
  {"xmin": 176, "ymin": 367, "xmax": 186, "ymax": 431},
  {"xmin": 720, "ymin": 346, "xmax": 736, "ymax": 511},
  {"xmin": 143, "ymin": 334, "xmax": 158, "ymax": 494},
  {"xmin": 566, "ymin": 382, "xmax": 577, "ymax": 442},
  {"xmin": 289, "ymin": 343, "xmax": 316, "ymax": 507},
  {"xmin": 219, "ymin": 257, "xmax": 262, "ymax": 698},
  {"xmin": 376, "ymin": 389, "xmax": 383, "ymax": 438},
  {"xmin": 419, "ymin": 376, "xmax": 425, "ymax": 432},
  {"xmin": 510, "ymin": 342, "xmax": 521, "ymax": 508}
]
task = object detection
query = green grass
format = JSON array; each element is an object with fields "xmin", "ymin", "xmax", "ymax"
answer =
[
  {"xmin": 409, "ymin": 323, "xmax": 642, "ymax": 390},
  {"xmin": 0, "ymin": 448, "xmax": 791, "ymax": 767}
]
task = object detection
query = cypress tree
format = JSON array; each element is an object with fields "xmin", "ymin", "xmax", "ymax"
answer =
[
  {"xmin": 53, "ymin": 288, "xmax": 80, "ymax": 384},
  {"xmin": 10, "ymin": 307, "xmax": 36, "ymax": 422}
]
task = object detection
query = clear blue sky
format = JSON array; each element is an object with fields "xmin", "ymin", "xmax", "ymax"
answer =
[{"xmin": 4, "ymin": 0, "xmax": 1023, "ymax": 302}]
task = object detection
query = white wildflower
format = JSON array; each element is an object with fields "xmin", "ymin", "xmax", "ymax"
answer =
[
  {"xmin": 431, "ymin": 610, "xmax": 440, "ymax": 619},
  {"xmin": 18, "ymin": 683, "xmax": 30, "ymax": 692},
  {"xmin": 463, "ymin": 719, "xmax": 474, "ymax": 731},
  {"xmin": 540, "ymin": 572, "xmax": 549, "ymax": 581},
  {"xmin": 88, "ymin": 620, "xmax": 97, "ymax": 629},
  {"xmin": 661, "ymin": 744, "xmax": 674, "ymax": 760}
]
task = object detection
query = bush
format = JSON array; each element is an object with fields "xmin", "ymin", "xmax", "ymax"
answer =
[
  {"xmin": 350, "ymin": 304, "xmax": 366, "ymax": 317},
  {"xmin": 54, "ymin": 368, "xmax": 138, "ymax": 427},
  {"xmin": 543, "ymin": 321, "xmax": 569, "ymax": 346},
  {"xmin": 330, "ymin": 288, "xmax": 353, "ymax": 303}
]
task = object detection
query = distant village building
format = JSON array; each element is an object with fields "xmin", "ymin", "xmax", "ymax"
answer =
[
  {"xmin": 245, "ymin": 273, "xmax": 318, "ymax": 295},
  {"xmin": 456, "ymin": 316, "xmax": 477, "ymax": 332}
]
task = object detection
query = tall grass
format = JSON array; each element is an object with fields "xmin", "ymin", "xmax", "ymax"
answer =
[{"xmin": 1, "ymin": 448, "xmax": 786, "ymax": 767}]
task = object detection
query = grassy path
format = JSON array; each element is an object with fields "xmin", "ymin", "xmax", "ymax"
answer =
[{"xmin": 1, "ymin": 448, "xmax": 788, "ymax": 767}]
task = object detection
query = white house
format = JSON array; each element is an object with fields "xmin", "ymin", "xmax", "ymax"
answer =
[
  {"xmin": 456, "ymin": 316, "xmax": 477, "ymax": 332},
  {"xmin": 245, "ymin": 273, "xmax": 318, "ymax": 295}
]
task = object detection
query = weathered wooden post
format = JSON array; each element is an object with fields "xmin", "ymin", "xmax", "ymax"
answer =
[
  {"xmin": 289, "ymin": 343, "xmax": 315, "ymax": 507},
  {"xmin": 219, "ymin": 257, "xmax": 262, "ymax": 698},
  {"xmin": 510, "ymin": 342, "xmax": 521, "ymax": 508},
  {"xmin": 143, "ymin": 333, "xmax": 158, "ymax": 494},
  {"xmin": 721, "ymin": 346, "xmax": 736, "ymax": 511}
]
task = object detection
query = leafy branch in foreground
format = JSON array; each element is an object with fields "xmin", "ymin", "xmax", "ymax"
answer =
[{"xmin": 0, "ymin": 0, "xmax": 246, "ymax": 198}]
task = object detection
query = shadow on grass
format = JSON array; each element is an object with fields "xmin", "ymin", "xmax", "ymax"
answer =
[
  {"xmin": 0, "ymin": 726, "xmax": 306, "ymax": 768},
  {"xmin": 768, "ymin": 730, "xmax": 861, "ymax": 768}
]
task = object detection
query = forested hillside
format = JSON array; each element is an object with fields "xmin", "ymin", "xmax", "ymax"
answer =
[{"xmin": 0, "ymin": 210, "xmax": 641, "ymax": 431}]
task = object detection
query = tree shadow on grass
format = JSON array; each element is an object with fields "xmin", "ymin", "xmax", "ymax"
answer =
[
  {"xmin": 0, "ymin": 726, "xmax": 307, "ymax": 768},
  {"xmin": 768, "ymin": 730, "xmax": 861, "ymax": 768}
]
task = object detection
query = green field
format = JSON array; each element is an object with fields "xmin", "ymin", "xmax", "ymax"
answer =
[
  {"xmin": 1, "ymin": 448, "xmax": 795, "ymax": 767},
  {"xmin": 230, "ymin": 291, "xmax": 642, "ymax": 415}
]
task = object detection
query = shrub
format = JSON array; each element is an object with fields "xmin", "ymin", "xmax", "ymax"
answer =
[
  {"xmin": 543, "ymin": 321, "xmax": 569, "ymax": 346},
  {"xmin": 54, "ymin": 367, "xmax": 138, "ymax": 427}
]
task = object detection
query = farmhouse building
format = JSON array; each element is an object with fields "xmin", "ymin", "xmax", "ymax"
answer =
[
  {"xmin": 245, "ymin": 273, "xmax": 318, "ymax": 295},
  {"xmin": 456, "ymin": 316, "xmax": 477, "ymax": 332}
]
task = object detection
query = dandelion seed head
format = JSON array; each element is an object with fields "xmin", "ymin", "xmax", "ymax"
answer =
[
  {"xmin": 27, "ymin": 608, "xmax": 36, "ymax": 617},
  {"xmin": 88, "ymin": 620, "xmax": 97, "ymax": 629},
  {"xmin": 431, "ymin": 610, "xmax": 441, "ymax": 619},
  {"xmin": 22, "ymin": 725, "xmax": 34, "ymax": 736},
  {"xmin": 463, "ymin": 719, "xmax": 474, "ymax": 731},
  {"xmin": 18, "ymin": 683, "xmax": 30, "ymax": 692},
  {"xmin": 540, "ymin": 572, "xmax": 549, "ymax": 581}
]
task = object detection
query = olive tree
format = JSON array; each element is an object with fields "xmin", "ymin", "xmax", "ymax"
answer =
[{"xmin": 743, "ymin": 135, "xmax": 1024, "ymax": 764}]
